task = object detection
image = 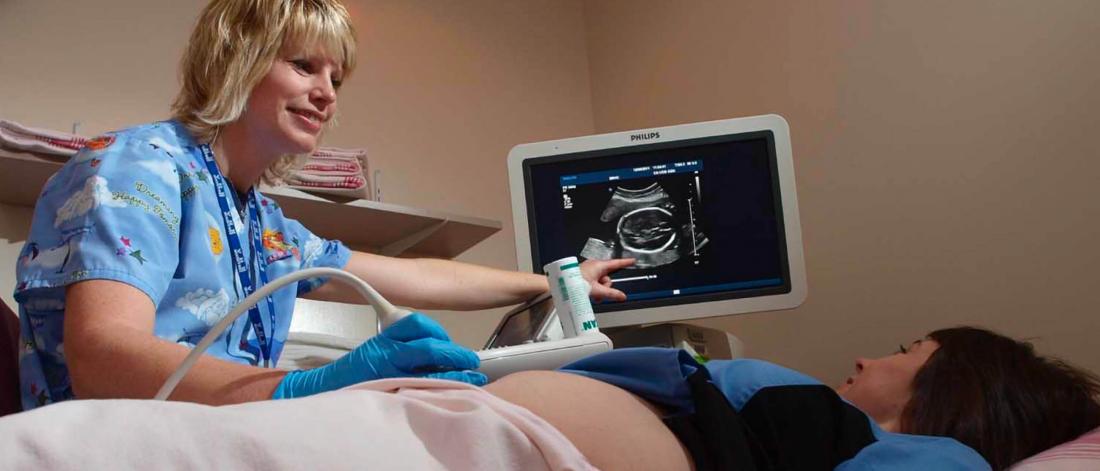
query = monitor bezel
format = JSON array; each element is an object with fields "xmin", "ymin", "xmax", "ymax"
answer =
[{"xmin": 507, "ymin": 114, "xmax": 807, "ymax": 328}]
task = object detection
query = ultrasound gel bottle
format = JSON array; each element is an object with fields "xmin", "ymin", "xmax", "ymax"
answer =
[{"xmin": 544, "ymin": 256, "xmax": 599, "ymax": 338}]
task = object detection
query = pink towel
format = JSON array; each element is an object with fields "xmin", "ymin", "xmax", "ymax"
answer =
[
  {"xmin": 312, "ymin": 146, "xmax": 367, "ymax": 160},
  {"xmin": 308, "ymin": 154, "xmax": 362, "ymax": 164},
  {"xmin": 0, "ymin": 119, "xmax": 88, "ymax": 156},
  {"xmin": 300, "ymin": 161, "xmax": 361, "ymax": 174},
  {"xmin": 285, "ymin": 172, "xmax": 366, "ymax": 189},
  {"xmin": 285, "ymin": 172, "xmax": 370, "ymax": 199},
  {"xmin": 286, "ymin": 146, "xmax": 373, "ymax": 199}
]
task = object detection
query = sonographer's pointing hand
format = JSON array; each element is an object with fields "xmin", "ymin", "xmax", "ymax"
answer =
[
  {"xmin": 273, "ymin": 313, "xmax": 487, "ymax": 399},
  {"xmin": 580, "ymin": 258, "xmax": 635, "ymax": 302}
]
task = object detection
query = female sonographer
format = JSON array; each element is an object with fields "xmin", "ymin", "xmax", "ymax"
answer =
[{"xmin": 13, "ymin": 0, "xmax": 633, "ymax": 412}]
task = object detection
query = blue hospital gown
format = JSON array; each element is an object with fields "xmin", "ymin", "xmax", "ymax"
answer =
[
  {"xmin": 562, "ymin": 348, "xmax": 991, "ymax": 470},
  {"xmin": 14, "ymin": 120, "xmax": 351, "ymax": 411}
]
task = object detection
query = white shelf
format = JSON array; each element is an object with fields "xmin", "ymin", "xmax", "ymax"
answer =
[{"xmin": 0, "ymin": 146, "xmax": 501, "ymax": 259}]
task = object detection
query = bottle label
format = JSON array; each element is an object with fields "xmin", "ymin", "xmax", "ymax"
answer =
[{"xmin": 545, "ymin": 256, "xmax": 600, "ymax": 337}]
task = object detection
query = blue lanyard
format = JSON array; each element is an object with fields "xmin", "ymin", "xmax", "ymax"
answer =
[{"xmin": 200, "ymin": 144, "xmax": 276, "ymax": 367}]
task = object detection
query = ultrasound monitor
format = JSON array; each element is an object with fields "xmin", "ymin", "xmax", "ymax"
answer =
[{"xmin": 506, "ymin": 114, "xmax": 807, "ymax": 329}]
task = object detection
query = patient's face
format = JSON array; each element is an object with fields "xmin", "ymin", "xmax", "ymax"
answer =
[{"xmin": 835, "ymin": 338, "xmax": 939, "ymax": 432}]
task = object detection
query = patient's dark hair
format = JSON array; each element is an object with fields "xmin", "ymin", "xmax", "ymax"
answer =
[{"xmin": 899, "ymin": 326, "xmax": 1100, "ymax": 470}]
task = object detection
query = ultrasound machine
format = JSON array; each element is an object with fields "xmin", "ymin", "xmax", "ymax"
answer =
[{"xmin": 478, "ymin": 114, "xmax": 807, "ymax": 379}]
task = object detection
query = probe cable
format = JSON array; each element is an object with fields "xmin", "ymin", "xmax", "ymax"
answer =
[{"xmin": 154, "ymin": 267, "xmax": 410, "ymax": 401}]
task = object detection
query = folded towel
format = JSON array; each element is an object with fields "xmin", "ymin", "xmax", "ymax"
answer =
[
  {"xmin": 300, "ymin": 161, "xmax": 361, "ymax": 174},
  {"xmin": 0, "ymin": 119, "xmax": 88, "ymax": 156},
  {"xmin": 312, "ymin": 146, "xmax": 367, "ymax": 160},
  {"xmin": 285, "ymin": 171, "xmax": 370, "ymax": 199},
  {"xmin": 286, "ymin": 172, "xmax": 366, "ymax": 188},
  {"xmin": 285, "ymin": 146, "xmax": 372, "ymax": 199},
  {"xmin": 308, "ymin": 153, "xmax": 361, "ymax": 163}
]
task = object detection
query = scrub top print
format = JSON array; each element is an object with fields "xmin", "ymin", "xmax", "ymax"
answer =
[{"xmin": 14, "ymin": 120, "xmax": 351, "ymax": 411}]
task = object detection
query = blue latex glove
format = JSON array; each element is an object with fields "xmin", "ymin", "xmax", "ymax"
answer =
[{"xmin": 273, "ymin": 312, "xmax": 487, "ymax": 399}]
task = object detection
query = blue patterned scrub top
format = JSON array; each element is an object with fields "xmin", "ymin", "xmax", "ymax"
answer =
[{"xmin": 14, "ymin": 120, "xmax": 351, "ymax": 411}]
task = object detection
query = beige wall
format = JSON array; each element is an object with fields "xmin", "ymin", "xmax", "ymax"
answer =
[
  {"xmin": 0, "ymin": 0, "xmax": 594, "ymax": 347},
  {"xmin": 584, "ymin": 0, "xmax": 1100, "ymax": 381},
  {"xmin": 336, "ymin": 1, "xmax": 594, "ymax": 344}
]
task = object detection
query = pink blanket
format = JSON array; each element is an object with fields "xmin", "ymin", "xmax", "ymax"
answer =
[
  {"xmin": 285, "ymin": 146, "xmax": 373, "ymax": 198},
  {"xmin": 0, "ymin": 378, "xmax": 595, "ymax": 470},
  {"xmin": 0, "ymin": 119, "xmax": 88, "ymax": 156},
  {"xmin": 285, "ymin": 172, "xmax": 367, "ymax": 188},
  {"xmin": 300, "ymin": 161, "xmax": 362, "ymax": 174}
]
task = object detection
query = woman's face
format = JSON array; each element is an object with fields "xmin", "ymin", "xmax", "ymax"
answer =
[
  {"xmin": 240, "ymin": 43, "xmax": 344, "ymax": 157},
  {"xmin": 835, "ymin": 338, "xmax": 940, "ymax": 431}
]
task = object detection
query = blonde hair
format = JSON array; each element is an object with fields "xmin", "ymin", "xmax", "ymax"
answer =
[{"xmin": 171, "ymin": 0, "xmax": 357, "ymax": 182}]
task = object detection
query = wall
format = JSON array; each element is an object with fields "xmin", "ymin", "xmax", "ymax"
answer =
[
  {"xmin": 0, "ymin": 0, "xmax": 595, "ymax": 347},
  {"xmin": 334, "ymin": 1, "xmax": 594, "ymax": 344},
  {"xmin": 583, "ymin": 0, "xmax": 1100, "ymax": 382}
]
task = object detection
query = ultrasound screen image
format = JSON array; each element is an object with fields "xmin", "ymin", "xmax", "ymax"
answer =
[
  {"xmin": 525, "ymin": 132, "xmax": 790, "ymax": 312},
  {"xmin": 575, "ymin": 174, "xmax": 707, "ymax": 270}
]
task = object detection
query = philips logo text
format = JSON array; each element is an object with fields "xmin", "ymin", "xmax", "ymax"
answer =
[{"xmin": 630, "ymin": 132, "xmax": 661, "ymax": 142}]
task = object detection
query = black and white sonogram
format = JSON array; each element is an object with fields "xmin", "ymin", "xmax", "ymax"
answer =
[{"xmin": 570, "ymin": 175, "xmax": 708, "ymax": 269}]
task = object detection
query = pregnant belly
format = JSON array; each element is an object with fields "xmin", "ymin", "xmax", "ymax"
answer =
[{"xmin": 485, "ymin": 370, "xmax": 694, "ymax": 471}]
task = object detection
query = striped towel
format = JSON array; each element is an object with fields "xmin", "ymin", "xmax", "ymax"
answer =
[
  {"xmin": 300, "ymin": 159, "xmax": 361, "ymax": 174},
  {"xmin": 0, "ymin": 119, "xmax": 88, "ymax": 156},
  {"xmin": 312, "ymin": 147, "xmax": 367, "ymax": 160},
  {"xmin": 1010, "ymin": 426, "xmax": 1100, "ymax": 470},
  {"xmin": 285, "ymin": 172, "xmax": 367, "ymax": 189},
  {"xmin": 284, "ymin": 146, "xmax": 372, "ymax": 199}
]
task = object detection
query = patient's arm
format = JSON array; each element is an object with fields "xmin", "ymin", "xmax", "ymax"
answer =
[{"xmin": 485, "ymin": 370, "xmax": 694, "ymax": 471}]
